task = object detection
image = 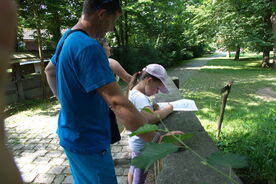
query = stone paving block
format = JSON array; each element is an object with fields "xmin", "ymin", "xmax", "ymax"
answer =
[
  {"xmin": 49, "ymin": 157, "xmax": 65, "ymax": 165},
  {"xmin": 13, "ymin": 149, "xmax": 23, "ymax": 156},
  {"xmin": 115, "ymin": 167, "xmax": 124, "ymax": 176},
  {"xmin": 122, "ymin": 146, "xmax": 131, "ymax": 152},
  {"xmin": 33, "ymin": 150, "xmax": 48, "ymax": 157},
  {"xmin": 48, "ymin": 166, "xmax": 66, "ymax": 175},
  {"xmin": 123, "ymin": 168, "xmax": 130, "ymax": 175},
  {"xmin": 62, "ymin": 159, "xmax": 70, "ymax": 166},
  {"xmin": 63, "ymin": 167, "xmax": 72, "ymax": 174},
  {"xmin": 20, "ymin": 164, "xmax": 36, "ymax": 173},
  {"xmin": 111, "ymin": 146, "xmax": 122, "ymax": 153},
  {"xmin": 117, "ymin": 176, "xmax": 128, "ymax": 184},
  {"xmin": 60, "ymin": 153, "xmax": 67, "ymax": 159},
  {"xmin": 39, "ymin": 138, "xmax": 52, "ymax": 144},
  {"xmin": 53, "ymin": 175, "xmax": 66, "ymax": 184},
  {"xmin": 34, "ymin": 173, "xmax": 55, "ymax": 184},
  {"xmin": 44, "ymin": 150, "xmax": 63, "ymax": 158},
  {"xmin": 48, "ymin": 134, "xmax": 58, "ymax": 139},
  {"xmin": 35, "ymin": 143, "xmax": 48, "ymax": 150},
  {"xmin": 20, "ymin": 150, "xmax": 37, "ymax": 157},
  {"xmin": 21, "ymin": 172, "xmax": 38, "ymax": 183},
  {"xmin": 24, "ymin": 143, "xmax": 36, "ymax": 150},
  {"xmin": 62, "ymin": 175, "xmax": 73, "ymax": 184},
  {"xmin": 46, "ymin": 143, "xmax": 59, "ymax": 150},
  {"xmin": 33, "ymin": 157, "xmax": 51, "ymax": 164},
  {"xmin": 50, "ymin": 139, "xmax": 59, "ymax": 144},
  {"xmin": 33, "ymin": 164, "xmax": 51, "ymax": 174},
  {"xmin": 15, "ymin": 156, "xmax": 35, "ymax": 164},
  {"xmin": 113, "ymin": 152, "xmax": 131, "ymax": 160},
  {"xmin": 27, "ymin": 138, "xmax": 42, "ymax": 144},
  {"xmin": 12, "ymin": 144, "xmax": 24, "ymax": 150}
]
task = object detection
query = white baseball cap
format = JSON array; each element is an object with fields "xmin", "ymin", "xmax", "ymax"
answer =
[{"xmin": 143, "ymin": 64, "xmax": 169, "ymax": 94}]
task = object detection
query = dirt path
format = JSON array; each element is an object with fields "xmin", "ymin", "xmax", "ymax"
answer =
[{"xmin": 167, "ymin": 54, "xmax": 225, "ymax": 86}]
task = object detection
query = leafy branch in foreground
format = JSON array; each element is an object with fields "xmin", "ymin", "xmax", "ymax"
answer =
[{"xmin": 129, "ymin": 108, "xmax": 248, "ymax": 184}]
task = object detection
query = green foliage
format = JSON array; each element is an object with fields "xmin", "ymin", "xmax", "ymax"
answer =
[
  {"xmin": 129, "ymin": 124, "xmax": 158, "ymax": 137},
  {"xmin": 182, "ymin": 54, "xmax": 276, "ymax": 182},
  {"xmin": 16, "ymin": 0, "xmax": 82, "ymax": 49},
  {"xmin": 161, "ymin": 133, "xmax": 193, "ymax": 143},
  {"xmin": 207, "ymin": 152, "xmax": 248, "ymax": 169},
  {"xmin": 112, "ymin": 45, "xmax": 165, "ymax": 74},
  {"xmin": 109, "ymin": 0, "xmax": 212, "ymax": 71},
  {"xmin": 131, "ymin": 143, "xmax": 178, "ymax": 171}
]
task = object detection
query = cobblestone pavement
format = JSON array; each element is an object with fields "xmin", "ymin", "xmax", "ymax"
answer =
[{"xmin": 5, "ymin": 114, "xmax": 131, "ymax": 184}]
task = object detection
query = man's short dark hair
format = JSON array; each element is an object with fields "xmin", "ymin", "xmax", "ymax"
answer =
[{"xmin": 83, "ymin": 0, "xmax": 121, "ymax": 15}]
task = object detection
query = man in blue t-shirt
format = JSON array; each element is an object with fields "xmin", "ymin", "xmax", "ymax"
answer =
[{"xmin": 45, "ymin": 0, "xmax": 182, "ymax": 183}]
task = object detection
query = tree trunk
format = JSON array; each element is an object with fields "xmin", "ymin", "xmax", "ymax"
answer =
[
  {"xmin": 124, "ymin": 0, "xmax": 128, "ymax": 46},
  {"xmin": 226, "ymin": 51, "xmax": 231, "ymax": 58},
  {"xmin": 124, "ymin": 11, "xmax": 128, "ymax": 46},
  {"xmin": 271, "ymin": 8, "xmax": 276, "ymax": 69},
  {"xmin": 114, "ymin": 26, "xmax": 121, "ymax": 47},
  {"xmin": 234, "ymin": 46, "xmax": 240, "ymax": 60},
  {"xmin": 34, "ymin": 8, "xmax": 47, "ymax": 98},
  {"xmin": 37, "ymin": 27, "xmax": 47, "ymax": 99},
  {"xmin": 261, "ymin": 48, "xmax": 271, "ymax": 68}
]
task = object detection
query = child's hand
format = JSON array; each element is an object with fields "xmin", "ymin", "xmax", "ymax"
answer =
[
  {"xmin": 165, "ymin": 103, "xmax": 173, "ymax": 112},
  {"xmin": 158, "ymin": 131, "xmax": 184, "ymax": 145},
  {"xmin": 153, "ymin": 103, "xmax": 160, "ymax": 110}
]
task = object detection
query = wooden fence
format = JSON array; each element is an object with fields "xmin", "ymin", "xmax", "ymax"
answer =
[{"xmin": 5, "ymin": 52, "xmax": 53, "ymax": 104}]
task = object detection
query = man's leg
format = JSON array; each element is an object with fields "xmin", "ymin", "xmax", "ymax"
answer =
[{"xmin": 64, "ymin": 148, "xmax": 117, "ymax": 184}]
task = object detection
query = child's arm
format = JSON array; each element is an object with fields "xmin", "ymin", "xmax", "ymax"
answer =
[
  {"xmin": 140, "ymin": 104, "xmax": 173, "ymax": 124},
  {"xmin": 108, "ymin": 58, "xmax": 132, "ymax": 83}
]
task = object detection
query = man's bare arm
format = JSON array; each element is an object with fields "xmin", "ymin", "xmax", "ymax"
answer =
[
  {"xmin": 97, "ymin": 82, "xmax": 155, "ymax": 142},
  {"xmin": 45, "ymin": 61, "xmax": 57, "ymax": 98}
]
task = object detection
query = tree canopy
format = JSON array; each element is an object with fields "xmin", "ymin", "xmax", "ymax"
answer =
[{"xmin": 16, "ymin": 0, "xmax": 275, "ymax": 69}]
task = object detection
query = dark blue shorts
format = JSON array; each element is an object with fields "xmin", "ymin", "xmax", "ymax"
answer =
[{"xmin": 64, "ymin": 148, "xmax": 117, "ymax": 184}]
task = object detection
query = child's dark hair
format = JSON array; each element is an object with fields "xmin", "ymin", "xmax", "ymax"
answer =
[
  {"xmin": 83, "ymin": 0, "xmax": 122, "ymax": 15},
  {"xmin": 127, "ymin": 71, "xmax": 160, "ymax": 95}
]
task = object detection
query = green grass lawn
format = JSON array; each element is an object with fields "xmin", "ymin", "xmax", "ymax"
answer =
[{"xmin": 181, "ymin": 54, "xmax": 276, "ymax": 183}]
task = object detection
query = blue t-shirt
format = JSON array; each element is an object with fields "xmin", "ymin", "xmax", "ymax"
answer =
[{"xmin": 51, "ymin": 30, "xmax": 116, "ymax": 153}]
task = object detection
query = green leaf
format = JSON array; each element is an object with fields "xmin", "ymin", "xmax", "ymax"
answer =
[
  {"xmin": 161, "ymin": 133, "xmax": 193, "ymax": 143},
  {"xmin": 206, "ymin": 152, "xmax": 248, "ymax": 169},
  {"xmin": 129, "ymin": 124, "xmax": 158, "ymax": 137},
  {"xmin": 131, "ymin": 143, "xmax": 178, "ymax": 171},
  {"xmin": 142, "ymin": 107, "xmax": 154, "ymax": 114}
]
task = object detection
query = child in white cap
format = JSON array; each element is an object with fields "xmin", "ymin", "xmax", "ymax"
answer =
[{"xmin": 127, "ymin": 64, "xmax": 173, "ymax": 184}]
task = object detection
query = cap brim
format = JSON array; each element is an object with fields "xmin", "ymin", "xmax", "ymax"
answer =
[{"xmin": 159, "ymin": 80, "xmax": 169, "ymax": 94}]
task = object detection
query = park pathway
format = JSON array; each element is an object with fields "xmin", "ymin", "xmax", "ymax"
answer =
[{"xmin": 5, "ymin": 54, "xmax": 224, "ymax": 184}]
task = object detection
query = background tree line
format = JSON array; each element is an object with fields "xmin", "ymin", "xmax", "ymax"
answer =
[{"xmin": 16, "ymin": 0, "xmax": 275, "ymax": 73}]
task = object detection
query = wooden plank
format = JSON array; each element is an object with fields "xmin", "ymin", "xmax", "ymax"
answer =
[
  {"xmin": 20, "ymin": 64, "xmax": 35, "ymax": 75},
  {"xmin": 22, "ymin": 76, "xmax": 42, "ymax": 90},
  {"xmin": 4, "ymin": 81, "xmax": 17, "ymax": 95}
]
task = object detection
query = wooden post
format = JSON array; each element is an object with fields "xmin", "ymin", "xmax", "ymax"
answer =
[
  {"xmin": 216, "ymin": 81, "xmax": 234, "ymax": 139},
  {"xmin": 172, "ymin": 76, "xmax": 179, "ymax": 89},
  {"xmin": 12, "ymin": 63, "xmax": 25, "ymax": 101}
]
